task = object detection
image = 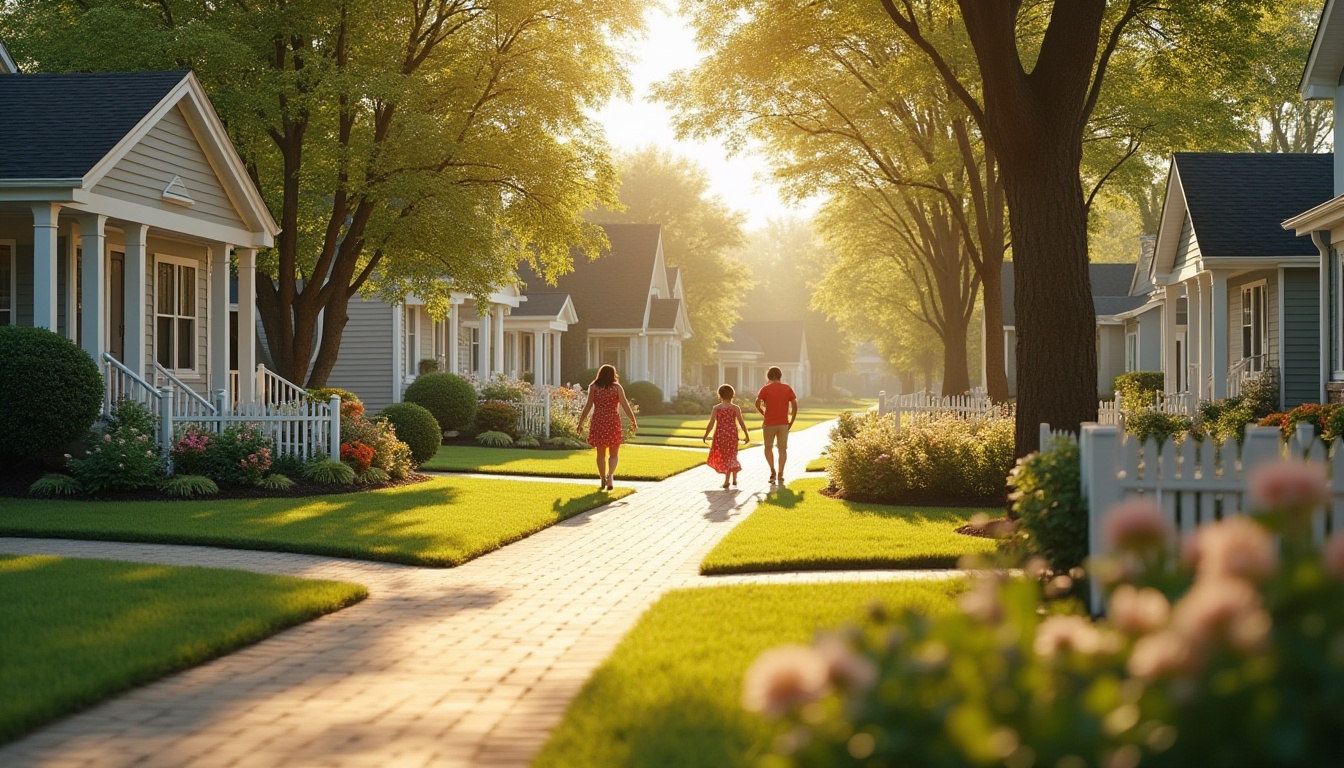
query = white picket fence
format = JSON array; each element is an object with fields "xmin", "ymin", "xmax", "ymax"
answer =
[
  {"xmin": 1078, "ymin": 422, "xmax": 1343, "ymax": 609},
  {"xmin": 485, "ymin": 384, "xmax": 585, "ymax": 438},
  {"xmin": 879, "ymin": 389, "xmax": 1122, "ymax": 430}
]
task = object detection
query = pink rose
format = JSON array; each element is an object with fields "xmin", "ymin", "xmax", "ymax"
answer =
[
  {"xmin": 742, "ymin": 644, "xmax": 831, "ymax": 717},
  {"xmin": 1102, "ymin": 497, "xmax": 1171, "ymax": 552}
]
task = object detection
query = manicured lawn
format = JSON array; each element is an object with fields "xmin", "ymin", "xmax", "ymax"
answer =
[
  {"xmin": 533, "ymin": 580, "xmax": 962, "ymax": 768},
  {"xmin": 0, "ymin": 554, "xmax": 365, "ymax": 743},
  {"xmin": 422, "ymin": 444, "xmax": 704, "ymax": 480},
  {"xmin": 806, "ymin": 456, "xmax": 828, "ymax": 472},
  {"xmin": 0, "ymin": 477, "xmax": 630, "ymax": 567},
  {"xmin": 700, "ymin": 479, "xmax": 999, "ymax": 574}
]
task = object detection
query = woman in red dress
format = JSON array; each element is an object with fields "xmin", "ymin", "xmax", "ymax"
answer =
[
  {"xmin": 577, "ymin": 364, "xmax": 639, "ymax": 490},
  {"xmin": 702, "ymin": 384, "xmax": 750, "ymax": 489}
]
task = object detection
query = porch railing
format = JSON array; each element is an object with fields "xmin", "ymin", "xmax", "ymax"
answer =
[
  {"xmin": 102, "ymin": 353, "xmax": 161, "ymax": 417},
  {"xmin": 153, "ymin": 362, "xmax": 217, "ymax": 420},
  {"xmin": 1228, "ymin": 354, "xmax": 1267, "ymax": 398},
  {"xmin": 254, "ymin": 364, "xmax": 312, "ymax": 410}
]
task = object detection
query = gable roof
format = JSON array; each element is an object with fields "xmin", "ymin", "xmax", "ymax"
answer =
[
  {"xmin": 0, "ymin": 71, "xmax": 188, "ymax": 180},
  {"xmin": 516, "ymin": 223, "xmax": 663, "ymax": 329},
  {"xmin": 0, "ymin": 40, "xmax": 16, "ymax": 74},
  {"xmin": 999, "ymin": 262, "xmax": 1141, "ymax": 326},
  {"xmin": 1171, "ymin": 152, "xmax": 1331, "ymax": 259},
  {"xmin": 648, "ymin": 298, "xmax": 681, "ymax": 330},
  {"xmin": 512, "ymin": 292, "xmax": 574, "ymax": 319},
  {"xmin": 1302, "ymin": 0, "xmax": 1341, "ymax": 97},
  {"xmin": 729, "ymin": 320, "xmax": 807, "ymax": 364}
]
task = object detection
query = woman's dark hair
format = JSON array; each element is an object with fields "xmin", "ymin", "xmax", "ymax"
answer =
[
  {"xmin": 718, "ymin": 384, "xmax": 735, "ymax": 400},
  {"xmin": 592, "ymin": 364, "xmax": 618, "ymax": 389}
]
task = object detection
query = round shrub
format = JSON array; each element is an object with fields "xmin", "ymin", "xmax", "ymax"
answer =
[
  {"xmin": 1008, "ymin": 436, "xmax": 1086, "ymax": 571},
  {"xmin": 377, "ymin": 403, "xmax": 441, "ymax": 464},
  {"xmin": 624, "ymin": 381, "xmax": 664, "ymax": 415},
  {"xmin": 0, "ymin": 326, "xmax": 103, "ymax": 458},
  {"xmin": 404, "ymin": 372, "xmax": 476, "ymax": 431},
  {"xmin": 475, "ymin": 400, "xmax": 520, "ymax": 437}
]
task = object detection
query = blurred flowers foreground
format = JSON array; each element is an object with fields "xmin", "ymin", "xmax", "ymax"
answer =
[{"xmin": 744, "ymin": 462, "xmax": 1344, "ymax": 767}]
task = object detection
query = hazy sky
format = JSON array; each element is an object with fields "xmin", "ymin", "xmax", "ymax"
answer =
[{"xmin": 591, "ymin": 6, "xmax": 822, "ymax": 230}]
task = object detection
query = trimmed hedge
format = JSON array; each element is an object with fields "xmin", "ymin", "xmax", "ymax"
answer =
[
  {"xmin": 404, "ymin": 373, "xmax": 476, "ymax": 432},
  {"xmin": 475, "ymin": 401, "xmax": 520, "ymax": 438},
  {"xmin": 377, "ymin": 403, "xmax": 441, "ymax": 464},
  {"xmin": 1113, "ymin": 371, "xmax": 1164, "ymax": 411},
  {"xmin": 0, "ymin": 327, "xmax": 103, "ymax": 458},
  {"xmin": 624, "ymin": 381, "xmax": 663, "ymax": 415}
]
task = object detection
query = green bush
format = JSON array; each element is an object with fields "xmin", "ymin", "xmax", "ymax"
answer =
[
  {"xmin": 1193, "ymin": 397, "xmax": 1257, "ymax": 445},
  {"xmin": 28, "ymin": 473, "xmax": 81, "ymax": 498},
  {"xmin": 478, "ymin": 375, "xmax": 531, "ymax": 403},
  {"xmin": 69, "ymin": 424, "xmax": 162, "ymax": 492},
  {"xmin": 624, "ymin": 381, "xmax": 664, "ymax": 415},
  {"xmin": 158, "ymin": 475, "xmax": 219, "ymax": 498},
  {"xmin": 355, "ymin": 466, "xmax": 390, "ymax": 485},
  {"xmin": 377, "ymin": 402, "xmax": 441, "ymax": 464},
  {"xmin": 675, "ymin": 384, "xmax": 719, "ymax": 410},
  {"xmin": 549, "ymin": 409, "xmax": 580, "ymax": 440},
  {"xmin": 256, "ymin": 473, "xmax": 296, "ymax": 491},
  {"xmin": 270, "ymin": 452, "xmax": 307, "ymax": 478},
  {"xmin": 306, "ymin": 386, "xmax": 360, "ymax": 404},
  {"xmin": 515, "ymin": 435, "xmax": 540, "ymax": 448},
  {"xmin": 1124, "ymin": 409, "xmax": 1193, "ymax": 445},
  {"xmin": 1240, "ymin": 367, "xmax": 1280, "ymax": 419},
  {"xmin": 829, "ymin": 410, "xmax": 869, "ymax": 442},
  {"xmin": 106, "ymin": 398, "xmax": 157, "ymax": 436},
  {"xmin": 1008, "ymin": 437, "xmax": 1086, "ymax": 571},
  {"xmin": 1113, "ymin": 370, "xmax": 1165, "ymax": 411},
  {"xmin": 342, "ymin": 408, "xmax": 415, "ymax": 478},
  {"xmin": 201, "ymin": 424, "xmax": 274, "ymax": 485},
  {"xmin": 0, "ymin": 326, "xmax": 103, "ymax": 458},
  {"xmin": 826, "ymin": 415, "xmax": 1014, "ymax": 504},
  {"xmin": 404, "ymin": 372, "xmax": 477, "ymax": 431},
  {"xmin": 475, "ymin": 400, "xmax": 520, "ymax": 438},
  {"xmin": 476, "ymin": 430, "xmax": 514, "ymax": 447},
  {"xmin": 302, "ymin": 459, "xmax": 356, "ymax": 485}
]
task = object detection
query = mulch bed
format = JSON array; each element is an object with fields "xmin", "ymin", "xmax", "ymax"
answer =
[{"xmin": 0, "ymin": 460, "xmax": 430, "ymax": 503}]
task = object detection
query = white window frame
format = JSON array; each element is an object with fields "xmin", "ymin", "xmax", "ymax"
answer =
[
  {"xmin": 405, "ymin": 305, "xmax": 420, "ymax": 380},
  {"xmin": 432, "ymin": 317, "xmax": 447, "ymax": 367},
  {"xmin": 1241, "ymin": 281, "xmax": 1268, "ymax": 372},
  {"xmin": 0, "ymin": 239, "xmax": 15, "ymax": 327},
  {"xmin": 153, "ymin": 254, "xmax": 199, "ymax": 373},
  {"xmin": 1125, "ymin": 328, "xmax": 1138, "ymax": 373},
  {"xmin": 469, "ymin": 326, "xmax": 481, "ymax": 372}
]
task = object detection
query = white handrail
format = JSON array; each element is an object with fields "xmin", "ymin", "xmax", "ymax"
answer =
[
  {"xmin": 154, "ymin": 362, "xmax": 217, "ymax": 418},
  {"xmin": 102, "ymin": 353, "xmax": 161, "ymax": 416},
  {"xmin": 255, "ymin": 364, "xmax": 313, "ymax": 407}
]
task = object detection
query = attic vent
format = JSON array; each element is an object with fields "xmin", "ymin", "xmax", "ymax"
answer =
[{"xmin": 161, "ymin": 175, "xmax": 195, "ymax": 206}]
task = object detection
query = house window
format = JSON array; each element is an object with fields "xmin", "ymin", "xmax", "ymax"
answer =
[
  {"xmin": 1125, "ymin": 329, "xmax": 1138, "ymax": 373},
  {"xmin": 0, "ymin": 240, "xmax": 14, "ymax": 326},
  {"xmin": 1175, "ymin": 296, "xmax": 1188, "ymax": 326},
  {"xmin": 432, "ymin": 318, "xmax": 447, "ymax": 366},
  {"xmin": 1241, "ymin": 284, "xmax": 1267, "ymax": 372},
  {"xmin": 155, "ymin": 258, "xmax": 197, "ymax": 371},
  {"xmin": 1175, "ymin": 332, "xmax": 1188, "ymax": 392},
  {"xmin": 591, "ymin": 337, "xmax": 629, "ymax": 374},
  {"xmin": 470, "ymin": 326, "xmax": 481, "ymax": 372},
  {"xmin": 405, "ymin": 306, "xmax": 419, "ymax": 378}
]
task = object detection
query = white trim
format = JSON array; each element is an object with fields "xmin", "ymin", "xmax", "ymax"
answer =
[
  {"xmin": 391, "ymin": 304, "xmax": 404, "ymax": 402},
  {"xmin": 152, "ymin": 252, "xmax": 201, "ymax": 374},
  {"xmin": 0, "ymin": 239, "xmax": 15, "ymax": 327},
  {"xmin": 1277, "ymin": 267, "xmax": 1287, "ymax": 406},
  {"xmin": 74, "ymin": 191, "xmax": 265, "ymax": 248},
  {"xmin": 1238, "ymin": 280, "xmax": 1268, "ymax": 371},
  {"xmin": 0, "ymin": 40, "xmax": 17, "ymax": 74},
  {"xmin": 404, "ymin": 304, "xmax": 420, "ymax": 382}
]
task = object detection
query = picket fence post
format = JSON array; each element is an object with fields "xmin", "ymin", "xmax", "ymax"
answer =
[
  {"xmin": 877, "ymin": 390, "xmax": 887, "ymax": 417},
  {"xmin": 544, "ymin": 390, "xmax": 552, "ymax": 439},
  {"xmin": 1080, "ymin": 424, "xmax": 1122, "ymax": 613},
  {"xmin": 158, "ymin": 387, "xmax": 175, "ymax": 475},
  {"xmin": 328, "ymin": 394, "xmax": 342, "ymax": 461}
]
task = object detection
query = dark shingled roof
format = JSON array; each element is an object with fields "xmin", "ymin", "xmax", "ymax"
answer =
[
  {"xmin": 719, "ymin": 331, "xmax": 764, "ymax": 354},
  {"xmin": 1174, "ymin": 152, "xmax": 1332, "ymax": 258},
  {"xmin": 648, "ymin": 298, "xmax": 681, "ymax": 330},
  {"xmin": 1000, "ymin": 262, "xmax": 1141, "ymax": 326},
  {"xmin": 728, "ymin": 320, "xmax": 806, "ymax": 363},
  {"xmin": 512, "ymin": 292, "xmax": 572, "ymax": 319},
  {"xmin": 516, "ymin": 223, "xmax": 661, "ymax": 329},
  {"xmin": 0, "ymin": 71, "xmax": 187, "ymax": 180}
]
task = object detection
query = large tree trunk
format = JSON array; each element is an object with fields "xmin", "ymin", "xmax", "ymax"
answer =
[
  {"xmin": 980, "ymin": 261, "xmax": 1009, "ymax": 401},
  {"xmin": 940, "ymin": 317, "xmax": 972, "ymax": 397}
]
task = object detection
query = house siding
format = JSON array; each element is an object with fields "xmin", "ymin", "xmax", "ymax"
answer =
[
  {"xmin": 1282, "ymin": 267, "xmax": 1321, "ymax": 407},
  {"xmin": 328, "ymin": 297, "xmax": 396, "ymax": 413},
  {"xmin": 92, "ymin": 105, "xmax": 248, "ymax": 231},
  {"xmin": 1136, "ymin": 305, "xmax": 1163, "ymax": 371},
  {"xmin": 1173, "ymin": 214, "xmax": 1199, "ymax": 272}
]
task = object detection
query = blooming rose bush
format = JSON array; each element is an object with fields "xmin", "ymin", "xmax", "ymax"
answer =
[
  {"xmin": 170, "ymin": 426, "xmax": 214, "ymax": 476},
  {"xmin": 68, "ymin": 424, "xmax": 162, "ymax": 491},
  {"xmin": 340, "ymin": 441, "xmax": 375, "ymax": 474},
  {"xmin": 749, "ymin": 460, "xmax": 1344, "ymax": 767},
  {"xmin": 200, "ymin": 424, "xmax": 276, "ymax": 486}
]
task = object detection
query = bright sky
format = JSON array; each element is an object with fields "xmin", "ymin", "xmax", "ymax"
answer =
[{"xmin": 591, "ymin": 6, "xmax": 822, "ymax": 230}]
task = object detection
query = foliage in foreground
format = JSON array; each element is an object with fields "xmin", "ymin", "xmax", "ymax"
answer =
[
  {"xmin": 750, "ymin": 463, "xmax": 1344, "ymax": 767},
  {"xmin": 1008, "ymin": 436, "xmax": 1087, "ymax": 572}
]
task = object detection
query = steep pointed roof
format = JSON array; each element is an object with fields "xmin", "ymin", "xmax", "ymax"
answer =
[{"xmin": 516, "ymin": 223, "xmax": 663, "ymax": 329}]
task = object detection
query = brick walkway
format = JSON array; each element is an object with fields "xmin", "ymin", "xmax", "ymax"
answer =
[{"xmin": 0, "ymin": 422, "xmax": 898, "ymax": 767}]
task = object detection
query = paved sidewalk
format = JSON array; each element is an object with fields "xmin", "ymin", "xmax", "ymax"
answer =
[{"xmin": 0, "ymin": 422, "xmax": 855, "ymax": 767}]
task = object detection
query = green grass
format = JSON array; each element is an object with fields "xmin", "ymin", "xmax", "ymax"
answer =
[
  {"xmin": 805, "ymin": 456, "xmax": 828, "ymax": 472},
  {"xmin": 533, "ymin": 580, "xmax": 961, "ymax": 768},
  {"xmin": 0, "ymin": 554, "xmax": 365, "ymax": 743},
  {"xmin": 0, "ymin": 476, "xmax": 630, "ymax": 567},
  {"xmin": 700, "ymin": 479, "xmax": 999, "ymax": 575},
  {"xmin": 422, "ymin": 444, "xmax": 704, "ymax": 479}
]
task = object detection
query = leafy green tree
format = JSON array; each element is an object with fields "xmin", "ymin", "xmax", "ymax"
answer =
[
  {"xmin": 595, "ymin": 147, "xmax": 751, "ymax": 367},
  {"xmin": 1, "ymin": 0, "xmax": 640, "ymax": 386}
]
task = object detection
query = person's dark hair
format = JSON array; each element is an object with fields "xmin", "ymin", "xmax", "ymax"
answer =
[
  {"xmin": 592, "ymin": 364, "xmax": 618, "ymax": 389},
  {"xmin": 718, "ymin": 384, "xmax": 735, "ymax": 400},
  {"xmin": 767, "ymin": 366, "xmax": 783, "ymax": 381}
]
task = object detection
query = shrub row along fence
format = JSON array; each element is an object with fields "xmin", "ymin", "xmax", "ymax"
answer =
[
  {"xmin": 879, "ymin": 390, "xmax": 1123, "ymax": 430},
  {"xmin": 492, "ymin": 384, "xmax": 585, "ymax": 438},
  {"xmin": 1068, "ymin": 421, "xmax": 1343, "ymax": 609}
]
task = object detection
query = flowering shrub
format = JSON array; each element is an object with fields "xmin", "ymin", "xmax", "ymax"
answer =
[
  {"xmin": 341, "ymin": 441, "xmax": 375, "ymax": 473},
  {"xmin": 1124, "ymin": 409, "xmax": 1193, "ymax": 445},
  {"xmin": 827, "ymin": 413, "xmax": 1014, "ymax": 504},
  {"xmin": 344, "ymin": 406, "xmax": 417, "ymax": 476},
  {"xmin": 478, "ymin": 374, "xmax": 532, "ymax": 403},
  {"xmin": 1008, "ymin": 435, "xmax": 1087, "ymax": 571},
  {"xmin": 750, "ymin": 461, "xmax": 1344, "ymax": 767},
  {"xmin": 1114, "ymin": 370, "xmax": 1166, "ymax": 411},
  {"xmin": 170, "ymin": 426, "xmax": 214, "ymax": 476},
  {"xmin": 201, "ymin": 424, "xmax": 275, "ymax": 485},
  {"xmin": 1258, "ymin": 402, "xmax": 1344, "ymax": 443},
  {"xmin": 340, "ymin": 400, "xmax": 365, "ymax": 421},
  {"xmin": 675, "ymin": 384, "xmax": 719, "ymax": 411},
  {"xmin": 68, "ymin": 424, "xmax": 161, "ymax": 491}
]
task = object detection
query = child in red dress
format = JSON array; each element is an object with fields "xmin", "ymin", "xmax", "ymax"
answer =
[{"xmin": 702, "ymin": 384, "xmax": 750, "ymax": 489}]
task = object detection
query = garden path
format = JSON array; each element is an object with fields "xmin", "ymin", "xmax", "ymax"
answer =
[{"xmin": 0, "ymin": 420, "xmax": 928, "ymax": 768}]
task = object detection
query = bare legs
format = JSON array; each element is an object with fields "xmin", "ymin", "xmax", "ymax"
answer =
[
  {"xmin": 595, "ymin": 447, "xmax": 609, "ymax": 490},
  {"xmin": 595, "ymin": 446, "xmax": 621, "ymax": 490},
  {"xmin": 608, "ymin": 446, "xmax": 621, "ymax": 486}
]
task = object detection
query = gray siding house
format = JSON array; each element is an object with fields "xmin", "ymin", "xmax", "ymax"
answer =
[{"xmin": 710, "ymin": 320, "xmax": 811, "ymax": 397}]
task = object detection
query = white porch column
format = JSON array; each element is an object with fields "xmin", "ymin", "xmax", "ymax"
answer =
[
  {"xmin": 31, "ymin": 203, "xmax": 61, "ymax": 331},
  {"xmin": 236, "ymin": 247, "xmax": 258, "ymax": 404},
  {"xmin": 1210, "ymin": 271, "xmax": 1229, "ymax": 399},
  {"xmin": 1199, "ymin": 273, "xmax": 1215, "ymax": 399},
  {"xmin": 1188, "ymin": 277, "xmax": 1204, "ymax": 399},
  {"xmin": 477, "ymin": 311, "xmax": 491, "ymax": 379},
  {"xmin": 491, "ymin": 305, "xmax": 505, "ymax": 375},
  {"xmin": 62, "ymin": 220, "xmax": 78, "ymax": 340},
  {"xmin": 209, "ymin": 243, "xmax": 232, "ymax": 395},
  {"xmin": 717, "ymin": 359, "xmax": 725, "ymax": 386},
  {"xmin": 77, "ymin": 214, "xmax": 107, "ymax": 363},
  {"xmin": 447, "ymin": 303, "xmax": 460, "ymax": 376},
  {"xmin": 1163, "ymin": 285, "xmax": 1179, "ymax": 393},
  {"xmin": 123, "ymin": 224, "xmax": 150, "ymax": 378},
  {"xmin": 551, "ymin": 331, "xmax": 562, "ymax": 386},
  {"xmin": 532, "ymin": 330, "xmax": 544, "ymax": 383}
]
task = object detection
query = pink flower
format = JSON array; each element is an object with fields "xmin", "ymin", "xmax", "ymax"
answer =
[
  {"xmin": 1102, "ymin": 498, "xmax": 1171, "ymax": 552},
  {"xmin": 815, "ymin": 634, "xmax": 878, "ymax": 692},
  {"xmin": 1323, "ymin": 535, "xmax": 1344, "ymax": 579},
  {"xmin": 742, "ymin": 644, "xmax": 831, "ymax": 717},
  {"xmin": 1247, "ymin": 461, "xmax": 1328, "ymax": 512},
  {"xmin": 1172, "ymin": 577, "xmax": 1271, "ymax": 653},
  {"xmin": 1127, "ymin": 630, "xmax": 1193, "ymax": 680},
  {"xmin": 958, "ymin": 578, "xmax": 1003, "ymax": 624},
  {"xmin": 1033, "ymin": 615, "xmax": 1115, "ymax": 658},
  {"xmin": 1108, "ymin": 585, "xmax": 1171, "ymax": 635},
  {"xmin": 1184, "ymin": 517, "xmax": 1277, "ymax": 582}
]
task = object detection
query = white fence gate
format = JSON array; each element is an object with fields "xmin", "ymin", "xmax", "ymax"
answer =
[{"xmin": 1078, "ymin": 422, "xmax": 1343, "ymax": 609}]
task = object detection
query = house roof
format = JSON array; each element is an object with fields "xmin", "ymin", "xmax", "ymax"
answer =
[
  {"xmin": 719, "ymin": 330, "xmax": 764, "ymax": 354},
  {"xmin": 1302, "ymin": 0, "xmax": 1341, "ymax": 97},
  {"xmin": 0, "ymin": 40, "xmax": 17, "ymax": 74},
  {"xmin": 516, "ymin": 223, "xmax": 663, "ymax": 329},
  {"xmin": 0, "ymin": 71, "xmax": 188, "ymax": 180},
  {"xmin": 1000, "ymin": 262, "xmax": 1140, "ymax": 326},
  {"xmin": 1173, "ymin": 152, "xmax": 1332, "ymax": 258},
  {"xmin": 511, "ymin": 292, "xmax": 573, "ymax": 318},
  {"xmin": 726, "ymin": 320, "xmax": 807, "ymax": 364},
  {"xmin": 648, "ymin": 298, "xmax": 681, "ymax": 330}
]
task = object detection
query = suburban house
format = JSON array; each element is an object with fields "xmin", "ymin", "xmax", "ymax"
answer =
[
  {"xmin": 709, "ymin": 319, "xmax": 812, "ymax": 397},
  {"xmin": 0, "ymin": 55, "xmax": 280, "ymax": 412},
  {"xmin": 1284, "ymin": 0, "xmax": 1344, "ymax": 404},
  {"xmin": 990, "ymin": 262, "xmax": 1145, "ymax": 398},
  {"xmin": 1150, "ymin": 152, "xmax": 1329, "ymax": 408},
  {"xmin": 516, "ymin": 223, "xmax": 691, "ymax": 400}
]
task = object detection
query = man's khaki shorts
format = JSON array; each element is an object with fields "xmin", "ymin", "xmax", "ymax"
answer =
[{"xmin": 763, "ymin": 424, "xmax": 790, "ymax": 451}]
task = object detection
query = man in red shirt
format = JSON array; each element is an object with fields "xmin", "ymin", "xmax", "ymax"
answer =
[{"xmin": 755, "ymin": 366, "xmax": 797, "ymax": 485}]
